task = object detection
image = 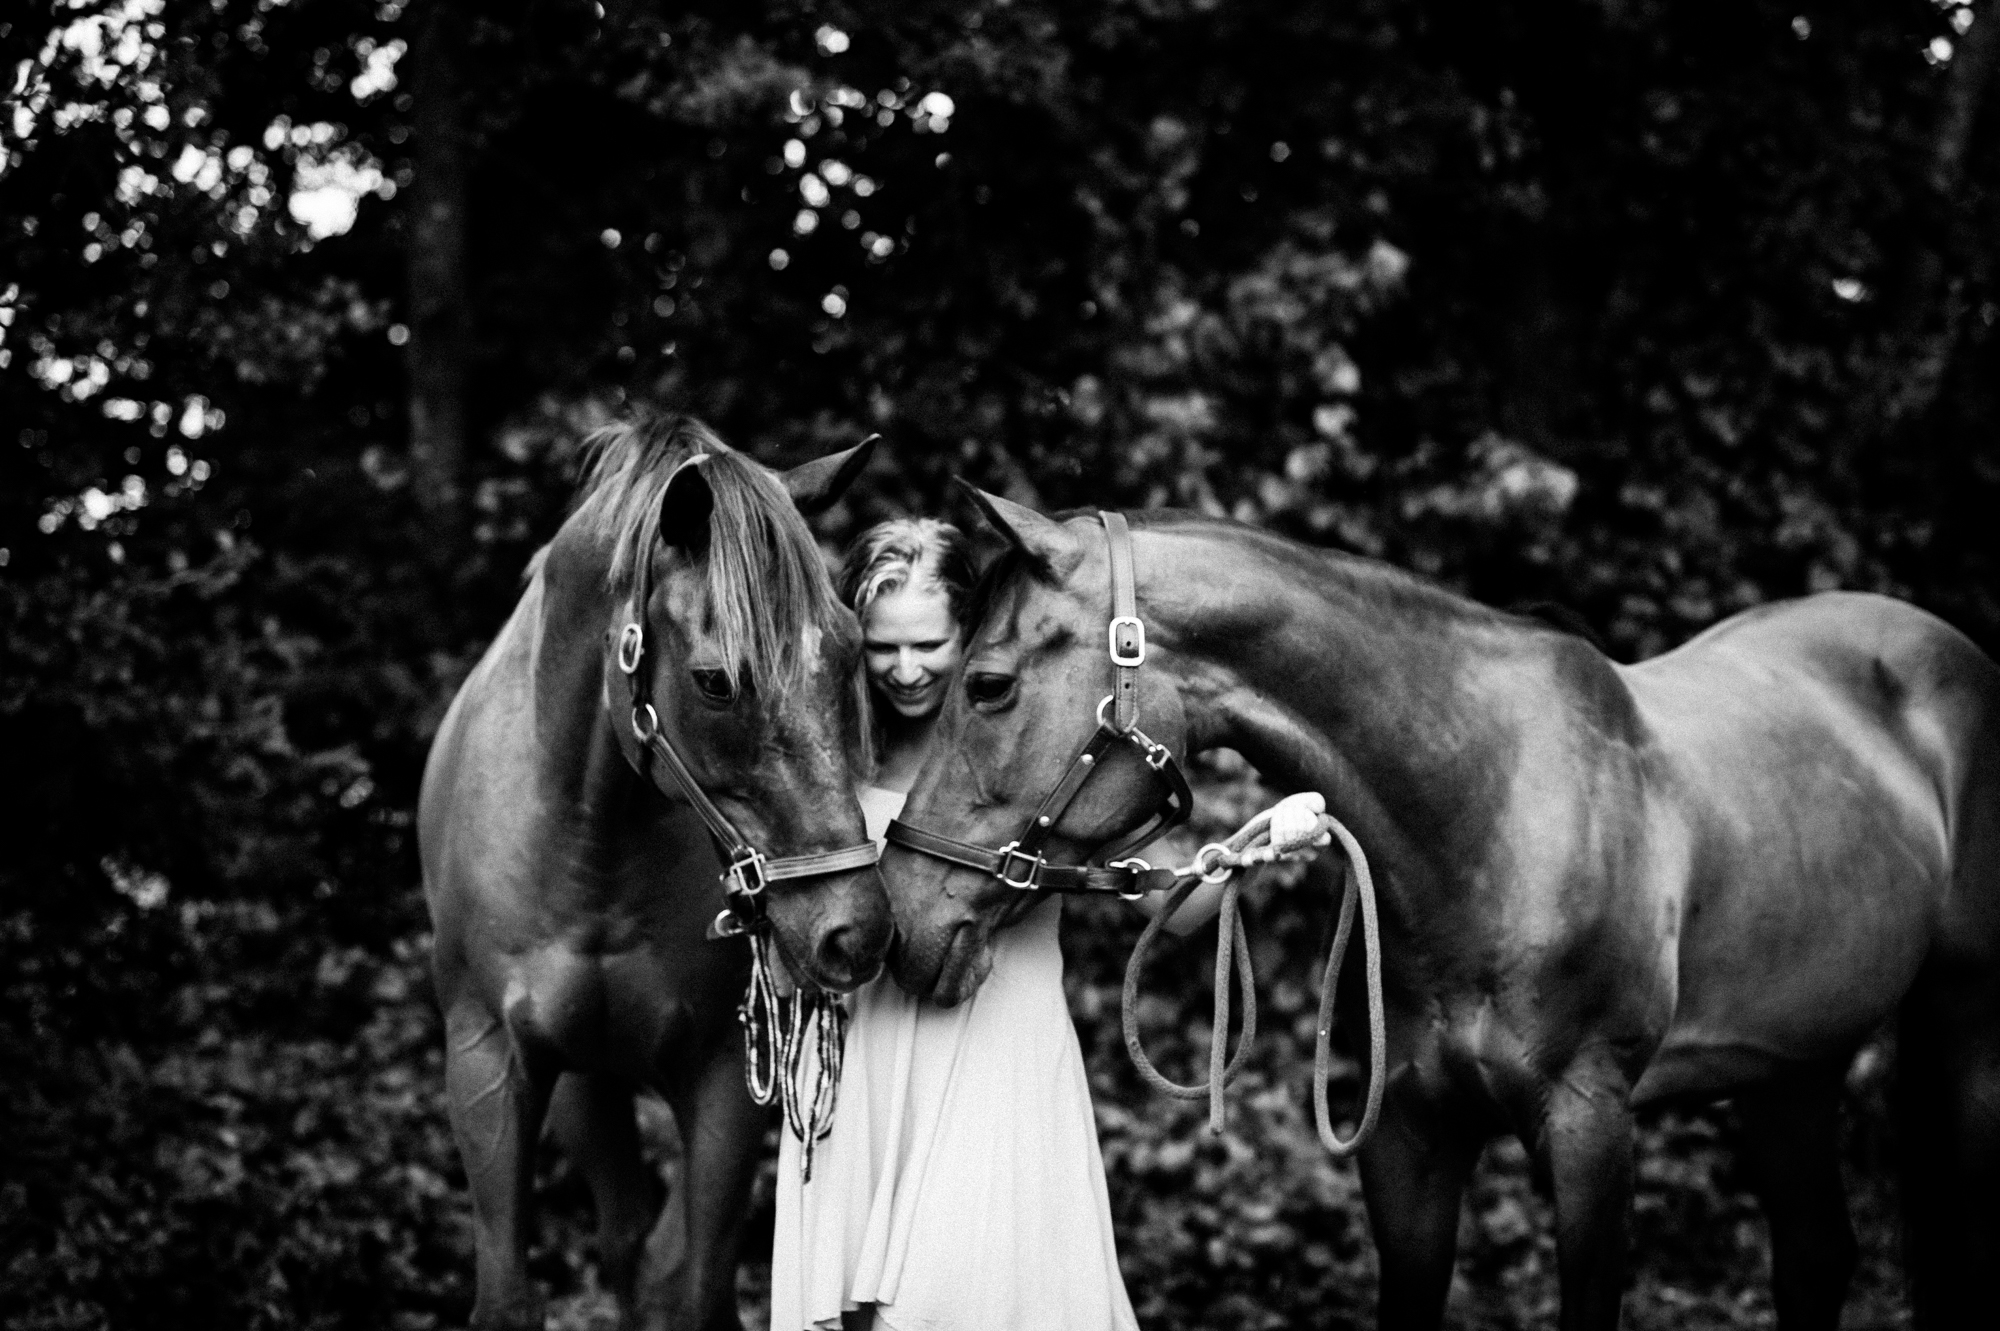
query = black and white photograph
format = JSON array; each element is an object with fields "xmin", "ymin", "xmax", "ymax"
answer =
[{"xmin": 6, "ymin": 1, "xmax": 2000, "ymax": 1327}]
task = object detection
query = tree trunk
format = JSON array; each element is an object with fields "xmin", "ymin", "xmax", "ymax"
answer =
[
  {"xmin": 405, "ymin": 0, "xmax": 470, "ymax": 530},
  {"xmin": 1870, "ymin": 4, "xmax": 2000, "ymax": 430}
]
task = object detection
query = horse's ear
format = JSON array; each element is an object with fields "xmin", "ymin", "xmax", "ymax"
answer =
[
  {"xmin": 781, "ymin": 434, "xmax": 878, "ymax": 516},
  {"xmin": 953, "ymin": 480, "xmax": 1082, "ymax": 580},
  {"xmin": 657, "ymin": 456, "xmax": 715, "ymax": 556}
]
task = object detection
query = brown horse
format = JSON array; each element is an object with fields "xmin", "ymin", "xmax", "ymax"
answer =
[
  {"xmin": 881, "ymin": 491, "xmax": 2000, "ymax": 1330},
  {"xmin": 419, "ymin": 415, "xmax": 891, "ymax": 1331}
]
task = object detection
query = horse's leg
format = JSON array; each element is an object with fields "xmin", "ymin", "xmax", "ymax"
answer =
[
  {"xmin": 444, "ymin": 999, "xmax": 558, "ymax": 1331},
  {"xmin": 1358, "ymin": 1084, "xmax": 1483, "ymax": 1330},
  {"xmin": 1897, "ymin": 969, "xmax": 2000, "ymax": 1330},
  {"xmin": 1536, "ymin": 1057, "xmax": 1635, "ymax": 1331},
  {"xmin": 1733, "ymin": 1066, "xmax": 1856, "ymax": 1331},
  {"xmin": 547, "ymin": 1071, "xmax": 662, "ymax": 1321},
  {"xmin": 633, "ymin": 1047, "xmax": 764, "ymax": 1331}
]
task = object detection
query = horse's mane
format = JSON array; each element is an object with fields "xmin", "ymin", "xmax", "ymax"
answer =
[
  {"xmin": 965, "ymin": 507, "xmax": 1584, "ymax": 647},
  {"xmin": 568, "ymin": 413, "xmax": 846, "ymax": 694}
]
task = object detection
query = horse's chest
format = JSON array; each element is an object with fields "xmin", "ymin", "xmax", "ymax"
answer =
[
  {"xmin": 498, "ymin": 941, "xmax": 732, "ymax": 1075},
  {"xmin": 1408, "ymin": 1000, "xmax": 1548, "ymax": 1119}
]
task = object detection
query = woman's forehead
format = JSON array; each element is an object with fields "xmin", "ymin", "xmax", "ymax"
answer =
[{"xmin": 863, "ymin": 582, "xmax": 957, "ymax": 642}]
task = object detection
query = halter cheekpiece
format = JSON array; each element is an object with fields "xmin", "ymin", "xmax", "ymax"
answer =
[
  {"xmin": 885, "ymin": 511, "xmax": 1194, "ymax": 896},
  {"xmin": 613, "ymin": 488, "xmax": 880, "ymax": 1180},
  {"xmin": 615, "ymin": 548, "xmax": 883, "ymax": 941}
]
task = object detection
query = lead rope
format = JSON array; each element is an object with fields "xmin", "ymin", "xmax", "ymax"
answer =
[
  {"xmin": 1120, "ymin": 792, "xmax": 1387, "ymax": 1157},
  {"xmin": 739, "ymin": 932, "xmax": 849, "ymax": 1182}
]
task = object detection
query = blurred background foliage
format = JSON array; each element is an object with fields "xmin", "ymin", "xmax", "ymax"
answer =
[{"xmin": 3, "ymin": 0, "xmax": 1996, "ymax": 1325}]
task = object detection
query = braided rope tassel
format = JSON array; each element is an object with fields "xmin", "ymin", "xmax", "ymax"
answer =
[
  {"xmin": 798, "ymin": 996, "xmax": 847, "ymax": 1182},
  {"xmin": 739, "ymin": 932, "xmax": 783, "ymax": 1106},
  {"xmin": 779, "ymin": 992, "xmax": 848, "ymax": 1182},
  {"xmin": 738, "ymin": 933, "xmax": 851, "ymax": 1183}
]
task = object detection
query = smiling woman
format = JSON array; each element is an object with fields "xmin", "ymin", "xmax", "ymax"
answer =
[
  {"xmin": 841, "ymin": 518, "xmax": 975, "ymax": 786},
  {"xmin": 768, "ymin": 516, "xmax": 1143, "ymax": 1331}
]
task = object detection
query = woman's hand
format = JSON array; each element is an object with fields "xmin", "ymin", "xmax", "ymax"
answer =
[{"xmin": 1130, "ymin": 792, "xmax": 1338, "ymax": 936}]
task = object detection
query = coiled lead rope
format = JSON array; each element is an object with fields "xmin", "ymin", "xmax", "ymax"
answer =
[
  {"xmin": 740, "ymin": 931, "xmax": 848, "ymax": 1182},
  {"xmin": 1120, "ymin": 792, "xmax": 1386, "ymax": 1157}
]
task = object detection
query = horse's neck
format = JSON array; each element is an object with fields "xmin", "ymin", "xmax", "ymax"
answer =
[
  {"xmin": 1146, "ymin": 525, "xmax": 1539, "ymax": 894},
  {"xmin": 525, "ymin": 530, "xmax": 642, "ymax": 849}
]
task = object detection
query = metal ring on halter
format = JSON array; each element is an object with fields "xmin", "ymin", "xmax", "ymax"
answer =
[
  {"xmin": 1108, "ymin": 857, "xmax": 1152, "ymax": 900},
  {"xmin": 1095, "ymin": 693, "xmax": 1135, "ymax": 733},
  {"xmin": 631, "ymin": 702, "xmax": 660, "ymax": 743},
  {"xmin": 616, "ymin": 623, "xmax": 645, "ymax": 675},
  {"xmin": 1193, "ymin": 842, "xmax": 1235, "ymax": 884}
]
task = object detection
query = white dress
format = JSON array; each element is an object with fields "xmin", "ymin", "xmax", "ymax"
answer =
[{"xmin": 771, "ymin": 786, "xmax": 1139, "ymax": 1331}]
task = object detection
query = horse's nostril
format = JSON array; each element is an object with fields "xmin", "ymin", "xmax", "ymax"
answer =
[{"xmin": 816, "ymin": 924, "xmax": 861, "ymax": 982}]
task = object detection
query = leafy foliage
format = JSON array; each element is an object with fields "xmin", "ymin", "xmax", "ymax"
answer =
[{"xmin": 6, "ymin": 0, "xmax": 1998, "ymax": 1325}]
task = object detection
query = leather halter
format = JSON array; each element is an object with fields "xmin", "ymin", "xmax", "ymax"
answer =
[
  {"xmin": 885, "ymin": 511, "xmax": 1193, "ymax": 896},
  {"xmin": 617, "ymin": 489, "xmax": 882, "ymax": 940}
]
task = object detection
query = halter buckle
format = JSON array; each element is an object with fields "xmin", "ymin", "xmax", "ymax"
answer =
[
  {"xmin": 996, "ymin": 841, "xmax": 1046, "ymax": 890},
  {"xmin": 1108, "ymin": 857, "xmax": 1152, "ymax": 901},
  {"xmin": 724, "ymin": 849, "xmax": 770, "ymax": 898},
  {"xmin": 616, "ymin": 623, "xmax": 645, "ymax": 675},
  {"xmin": 1108, "ymin": 616, "xmax": 1146, "ymax": 667}
]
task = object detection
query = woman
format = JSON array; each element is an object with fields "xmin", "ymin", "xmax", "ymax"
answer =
[{"xmin": 771, "ymin": 517, "xmax": 1141, "ymax": 1331}]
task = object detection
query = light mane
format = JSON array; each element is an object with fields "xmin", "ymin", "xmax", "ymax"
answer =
[{"xmin": 568, "ymin": 413, "xmax": 846, "ymax": 694}]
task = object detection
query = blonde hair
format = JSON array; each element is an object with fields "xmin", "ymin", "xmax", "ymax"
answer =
[{"xmin": 837, "ymin": 517, "xmax": 976, "ymax": 625}]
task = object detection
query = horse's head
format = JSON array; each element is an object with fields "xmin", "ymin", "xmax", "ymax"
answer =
[
  {"xmin": 883, "ymin": 488, "xmax": 1189, "ymax": 1005},
  {"xmin": 598, "ymin": 423, "xmax": 892, "ymax": 993}
]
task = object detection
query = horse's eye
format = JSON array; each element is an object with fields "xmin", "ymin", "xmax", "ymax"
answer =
[
  {"xmin": 965, "ymin": 672, "xmax": 1016, "ymax": 710},
  {"xmin": 691, "ymin": 668, "xmax": 738, "ymax": 705}
]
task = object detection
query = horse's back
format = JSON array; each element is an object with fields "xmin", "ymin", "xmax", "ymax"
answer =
[
  {"xmin": 1622, "ymin": 592, "xmax": 2000, "ymax": 1099},
  {"xmin": 1637, "ymin": 592, "xmax": 1999, "ymax": 875}
]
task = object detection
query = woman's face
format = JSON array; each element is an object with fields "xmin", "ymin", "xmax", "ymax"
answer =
[{"xmin": 862, "ymin": 582, "xmax": 963, "ymax": 719}]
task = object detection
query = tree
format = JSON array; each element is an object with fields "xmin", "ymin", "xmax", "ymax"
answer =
[{"xmin": 403, "ymin": 0, "xmax": 469, "ymax": 532}]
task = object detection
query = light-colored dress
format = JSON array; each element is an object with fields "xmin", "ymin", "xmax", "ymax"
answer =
[{"xmin": 771, "ymin": 785, "xmax": 1139, "ymax": 1331}]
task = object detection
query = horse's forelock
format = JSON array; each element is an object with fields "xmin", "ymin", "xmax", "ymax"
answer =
[
  {"xmin": 570, "ymin": 414, "xmax": 844, "ymax": 696},
  {"xmin": 693, "ymin": 450, "xmax": 846, "ymax": 694}
]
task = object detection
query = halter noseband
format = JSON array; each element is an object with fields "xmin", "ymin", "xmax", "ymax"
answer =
[
  {"xmin": 884, "ymin": 511, "xmax": 1193, "ymax": 896},
  {"xmin": 617, "ymin": 528, "xmax": 882, "ymax": 941}
]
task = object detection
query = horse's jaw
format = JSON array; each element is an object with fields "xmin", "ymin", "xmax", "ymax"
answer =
[
  {"xmin": 885, "ymin": 904, "xmax": 995, "ymax": 1006},
  {"xmin": 929, "ymin": 922, "xmax": 996, "ymax": 1007}
]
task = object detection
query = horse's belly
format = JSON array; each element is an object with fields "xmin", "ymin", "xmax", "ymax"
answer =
[{"xmin": 1633, "ymin": 853, "xmax": 1939, "ymax": 1105}]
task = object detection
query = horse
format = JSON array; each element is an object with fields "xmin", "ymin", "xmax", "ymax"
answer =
[
  {"xmin": 879, "ymin": 489, "xmax": 2000, "ymax": 1330},
  {"xmin": 418, "ymin": 414, "xmax": 893, "ymax": 1331}
]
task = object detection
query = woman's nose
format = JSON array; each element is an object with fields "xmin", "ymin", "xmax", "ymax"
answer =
[{"xmin": 890, "ymin": 650, "xmax": 924, "ymax": 682}]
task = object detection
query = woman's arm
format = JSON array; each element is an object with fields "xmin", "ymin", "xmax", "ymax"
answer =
[{"xmin": 1133, "ymin": 876, "xmax": 1229, "ymax": 936}]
